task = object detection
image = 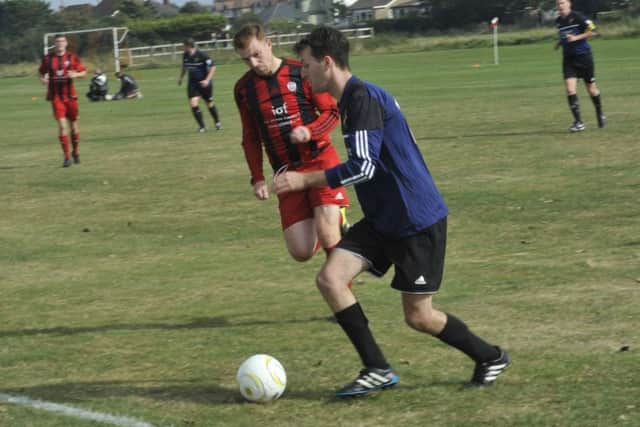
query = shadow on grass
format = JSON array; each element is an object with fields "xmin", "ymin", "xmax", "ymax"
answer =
[
  {"xmin": 0, "ymin": 378, "xmax": 459, "ymax": 406},
  {"xmin": 0, "ymin": 316, "xmax": 334, "ymax": 338},
  {"xmin": 1, "ymin": 379, "xmax": 329, "ymax": 404}
]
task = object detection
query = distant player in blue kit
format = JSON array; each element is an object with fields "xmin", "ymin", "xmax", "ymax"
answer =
[
  {"xmin": 178, "ymin": 38, "xmax": 222, "ymax": 132},
  {"xmin": 274, "ymin": 27, "xmax": 510, "ymax": 397},
  {"xmin": 555, "ymin": 0, "xmax": 605, "ymax": 132}
]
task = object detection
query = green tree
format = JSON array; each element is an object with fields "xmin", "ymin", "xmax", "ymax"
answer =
[{"xmin": 180, "ymin": 1, "xmax": 208, "ymax": 14}]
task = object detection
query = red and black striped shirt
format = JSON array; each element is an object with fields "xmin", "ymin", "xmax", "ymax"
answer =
[
  {"xmin": 234, "ymin": 58, "xmax": 340, "ymax": 185},
  {"xmin": 38, "ymin": 52, "xmax": 86, "ymax": 101}
]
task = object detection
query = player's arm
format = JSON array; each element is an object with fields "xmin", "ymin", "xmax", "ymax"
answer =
[
  {"xmin": 38, "ymin": 57, "xmax": 49, "ymax": 85},
  {"xmin": 178, "ymin": 67, "xmax": 186, "ymax": 85},
  {"xmin": 201, "ymin": 54, "xmax": 215, "ymax": 87},
  {"xmin": 68, "ymin": 56, "xmax": 87, "ymax": 79},
  {"xmin": 276, "ymin": 87, "xmax": 384, "ymax": 193},
  {"xmin": 566, "ymin": 16, "xmax": 598, "ymax": 42},
  {"xmin": 235, "ymin": 83, "xmax": 267, "ymax": 198},
  {"xmin": 290, "ymin": 83, "xmax": 339, "ymax": 144}
]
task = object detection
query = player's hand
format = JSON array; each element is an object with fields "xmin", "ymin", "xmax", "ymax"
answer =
[
  {"xmin": 565, "ymin": 34, "xmax": 577, "ymax": 42},
  {"xmin": 200, "ymin": 79, "xmax": 210, "ymax": 88},
  {"xmin": 274, "ymin": 171, "xmax": 305, "ymax": 194},
  {"xmin": 177, "ymin": 78, "xmax": 182, "ymax": 86},
  {"xmin": 289, "ymin": 126, "xmax": 311, "ymax": 144},
  {"xmin": 67, "ymin": 71, "xmax": 78, "ymax": 79},
  {"xmin": 40, "ymin": 76, "xmax": 49, "ymax": 85},
  {"xmin": 253, "ymin": 180, "xmax": 269, "ymax": 200}
]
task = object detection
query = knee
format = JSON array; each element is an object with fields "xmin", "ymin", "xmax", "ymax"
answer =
[
  {"xmin": 404, "ymin": 310, "xmax": 438, "ymax": 335},
  {"xmin": 288, "ymin": 248, "xmax": 314, "ymax": 263},
  {"xmin": 316, "ymin": 268, "xmax": 340, "ymax": 294}
]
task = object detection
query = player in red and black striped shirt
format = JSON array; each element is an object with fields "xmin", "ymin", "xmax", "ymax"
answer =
[
  {"xmin": 233, "ymin": 24, "xmax": 349, "ymax": 265},
  {"xmin": 38, "ymin": 34, "xmax": 87, "ymax": 167}
]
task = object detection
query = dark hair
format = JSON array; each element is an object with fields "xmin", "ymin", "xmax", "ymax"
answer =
[
  {"xmin": 233, "ymin": 23, "xmax": 266, "ymax": 50},
  {"xmin": 54, "ymin": 34, "xmax": 66, "ymax": 40},
  {"xmin": 183, "ymin": 37, "xmax": 196, "ymax": 48},
  {"xmin": 294, "ymin": 26, "xmax": 349, "ymax": 70}
]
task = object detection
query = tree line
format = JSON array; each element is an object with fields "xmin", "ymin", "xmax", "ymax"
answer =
[{"xmin": 0, "ymin": 0, "xmax": 637, "ymax": 64}]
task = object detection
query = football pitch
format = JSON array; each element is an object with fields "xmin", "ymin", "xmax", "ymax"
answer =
[{"xmin": 1, "ymin": 38, "xmax": 638, "ymax": 426}]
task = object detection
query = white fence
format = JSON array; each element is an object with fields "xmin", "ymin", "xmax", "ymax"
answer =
[{"xmin": 126, "ymin": 27, "xmax": 374, "ymax": 66}]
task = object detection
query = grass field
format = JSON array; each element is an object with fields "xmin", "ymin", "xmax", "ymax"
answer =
[{"xmin": 1, "ymin": 38, "xmax": 639, "ymax": 427}]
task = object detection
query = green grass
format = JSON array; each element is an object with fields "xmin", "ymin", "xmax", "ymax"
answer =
[{"xmin": 1, "ymin": 38, "xmax": 639, "ymax": 426}]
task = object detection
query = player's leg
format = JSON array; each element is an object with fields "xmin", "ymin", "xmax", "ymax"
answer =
[
  {"xmin": 319, "ymin": 221, "xmax": 399, "ymax": 397},
  {"xmin": 53, "ymin": 100, "xmax": 72, "ymax": 167},
  {"xmin": 201, "ymin": 83, "xmax": 221, "ymax": 130},
  {"xmin": 308, "ymin": 145, "xmax": 351, "ymax": 255},
  {"xmin": 313, "ymin": 204, "xmax": 341, "ymax": 254},
  {"xmin": 68, "ymin": 100, "xmax": 81, "ymax": 164},
  {"xmin": 187, "ymin": 81, "xmax": 206, "ymax": 132},
  {"xmin": 283, "ymin": 218, "xmax": 318, "ymax": 262},
  {"xmin": 401, "ymin": 293, "xmax": 509, "ymax": 386},
  {"xmin": 391, "ymin": 217, "xmax": 509, "ymax": 386},
  {"xmin": 584, "ymin": 56, "xmax": 605, "ymax": 128},
  {"xmin": 279, "ymin": 187, "xmax": 318, "ymax": 261},
  {"xmin": 57, "ymin": 117, "xmax": 72, "ymax": 167},
  {"xmin": 564, "ymin": 77, "xmax": 584, "ymax": 131},
  {"xmin": 189, "ymin": 95, "xmax": 206, "ymax": 132}
]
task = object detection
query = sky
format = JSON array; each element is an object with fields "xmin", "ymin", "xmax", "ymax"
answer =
[{"xmin": 45, "ymin": 0, "xmax": 215, "ymax": 11}]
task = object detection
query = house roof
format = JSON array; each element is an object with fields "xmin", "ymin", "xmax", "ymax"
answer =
[
  {"xmin": 348, "ymin": 0, "xmax": 395, "ymax": 10},
  {"xmin": 259, "ymin": 2, "xmax": 299, "ymax": 22},
  {"xmin": 390, "ymin": 0, "xmax": 422, "ymax": 8}
]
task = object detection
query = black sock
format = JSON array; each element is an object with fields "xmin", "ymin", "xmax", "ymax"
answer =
[
  {"xmin": 191, "ymin": 106, "xmax": 205, "ymax": 128},
  {"xmin": 591, "ymin": 94, "xmax": 603, "ymax": 117},
  {"xmin": 568, "ymin": 94, "xmax": 582, "ymax": 123},
  {"xmin": 437, "ymin": 313, "xmax": 500, "ymax": 363},
  {"xmin": 335, "ymin": 303, "xmax": 389, "ymax": 369},
  {"xmin": 209, "ymin": 105, "xmax": 220, "ymax": 123}
]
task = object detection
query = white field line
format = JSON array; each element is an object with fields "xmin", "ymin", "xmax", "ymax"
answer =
[{"xmin": 0, "ymin": 393, "xmax": 163, "ymax": 427}]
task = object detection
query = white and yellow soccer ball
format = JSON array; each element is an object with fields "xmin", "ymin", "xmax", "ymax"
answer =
[{"xmin": 236, "ymin": 354, "xmax": 286, "ymax": 403}]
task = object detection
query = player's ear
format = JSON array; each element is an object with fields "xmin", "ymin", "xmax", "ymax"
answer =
[{"xmin": 323, "ymin": 55, "xmax": 333, "ymax": 70}]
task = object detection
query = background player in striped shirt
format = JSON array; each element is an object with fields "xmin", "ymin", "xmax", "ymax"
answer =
[
  {"xmin": 555, "ymin": 0, "xmax": 605, "ymax": 131},
  {"xmin": 275, "ymin": 26, "xmax": 510, "ymax": 397},
  {"xmin": 178, "ymin": 38, "xmax": 222, "ymax": 132},
  {"xmin": 232, "ymin": 24, "xmax": 349, "ymax": 267},
  {"xmin": 38, "ymin": 34, "xmax": 87, "ymax": 167}
]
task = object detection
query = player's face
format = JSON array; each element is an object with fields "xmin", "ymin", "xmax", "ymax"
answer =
[
  {"xmin": 556, "ymin": 0, "xmax": 571, "ymax": 17},
  {"xmin": 54, "ymin": 37, "xmax": 68, "ymax": 55},
  {"xmin": 236, "ymin": 37, "xmax": 275, "ymax": 76},
  {"xmin": 183, "ymin": 44, "xmax": 195, "ymax": 54},
  {"xmin": 298, "ymin": 47, "xmax": 330, "ymax": 93}
]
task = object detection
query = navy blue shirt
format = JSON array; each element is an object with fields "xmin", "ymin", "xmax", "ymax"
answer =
[
  {"xmin": 182, "ymin": 49, "xmax": 214, "ymax": 82},
  {"xmin": 325, "ymin": 76, "xmax": 448, "ymax": 239},
  {"xmin": 556, "ymin": 11, "xmax": 596, "ymax": 57}
]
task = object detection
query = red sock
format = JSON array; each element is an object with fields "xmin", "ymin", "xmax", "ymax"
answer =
[
  {"xmin": 59, "ymin": 135, "xmax": 70, "ymax": 159},
  {"xmin": 71, "ymin": 132, "xmax": 80, "ymax": 157},
  {"xmin": 324, "ymin": 245, "xmax": 353, "ymax": 289}
]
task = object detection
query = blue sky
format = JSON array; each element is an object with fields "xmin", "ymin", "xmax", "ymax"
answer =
[{"xmin": 45, "ymin": 0, "xmax": 214, "ymax": 10}]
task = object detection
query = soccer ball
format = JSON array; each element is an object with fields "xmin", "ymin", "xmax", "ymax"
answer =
[
  {"xmin": 236, "ymin": 354, "xmax": 286, "ymax": 403},
  {"xmin": 105, "ymin": 94, "xmax": 113, "ymax": 101}
]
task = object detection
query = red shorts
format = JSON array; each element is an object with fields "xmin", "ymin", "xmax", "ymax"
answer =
[
  {"xmin": 51, "ymin": 98, "xmax": 79, "ymax": 121},
  {"xmin": 277, "ymin": 145, "xmax": 349, "ymax": 230}
]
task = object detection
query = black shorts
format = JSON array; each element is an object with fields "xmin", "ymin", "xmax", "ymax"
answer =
[
  {"xmin": 337, "ymin": 217, "xmax": 447, "ymax": 294},
  {"xmin": 563, "ymin": 54, "xmax": 596, "ymax": 83},
  {"xmin": 187, "ymin": 80, "xmax": 213, "ymax": 101}
]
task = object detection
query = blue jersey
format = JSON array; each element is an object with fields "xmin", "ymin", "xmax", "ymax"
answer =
[
  {"xmin": 182, "ymin": 49, "xmax": 214, "ymax": 82},
  {"xmin": 325, "ymin": 76, "xmax": 448, "ymax": 239},
  {"xmin": 556, "ymin": 11, "xmax": 596, "ymax": 57}
]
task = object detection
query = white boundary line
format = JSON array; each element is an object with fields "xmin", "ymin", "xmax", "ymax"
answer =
[{"xmin": 0, "ymin": 393, "xmax": 161, "ymax": 427}]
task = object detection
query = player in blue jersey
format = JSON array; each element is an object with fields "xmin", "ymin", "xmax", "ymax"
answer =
[
  {"xmin": 274, "ymin": 27, "xmax": 510, "ymax": 397},
  {"xmin": 555, "ymin": 0, "xmax": 605, "ymax": 131},
  {"xmin": 178, "ymin": 38, "xmax": 222, "ymax": 132}
]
